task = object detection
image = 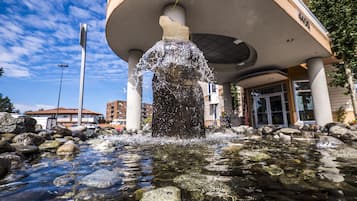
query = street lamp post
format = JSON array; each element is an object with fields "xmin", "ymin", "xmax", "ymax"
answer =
[{"xmin": 56, "ymin": 64, "xmax": 68, "ymax": 119}]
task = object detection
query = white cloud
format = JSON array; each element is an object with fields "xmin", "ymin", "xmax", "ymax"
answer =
[
  {"xmin": 2, "ymin": 64, "xmax": 31, "ymax": 78},
  {"xmin": 14, "ymin": 103, "xmax": 55, "ymax": 113},
  {"xmin": 69, "ymin": 6, "xmax": 93, "ymax": 19}
]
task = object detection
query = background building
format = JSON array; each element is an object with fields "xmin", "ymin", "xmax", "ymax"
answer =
[
  {"xmin": 106, "ymin": 100, "xmax": 153, "ymax": 126},
  {"xmin": 25, "ymin": 108, "xmax": 102, "ymax": 128}
]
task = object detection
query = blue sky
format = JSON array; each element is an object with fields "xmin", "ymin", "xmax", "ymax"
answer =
[{"xmin": 0, "ymin": 0, "xmax": 153, "ymax": 116}]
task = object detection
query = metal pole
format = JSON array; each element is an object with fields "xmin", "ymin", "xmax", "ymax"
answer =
[
  {"xmin": 56, "ymin": 64, "xmax": 68, "ymax": 120},
  {"xmin": 78, "ymin": 23, "xmax": 87, "ymax": 125}
]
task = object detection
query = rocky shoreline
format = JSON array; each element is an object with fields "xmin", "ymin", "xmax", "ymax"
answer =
[
  {"xmin": 1, "ymin": 112, "xmax": 357, "ymax": 201},
  {"xmin": 0, "ymin": 112, "xmax": 119, "ymax": 180}
]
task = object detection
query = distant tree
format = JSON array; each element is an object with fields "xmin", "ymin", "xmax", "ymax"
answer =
[
  {"xmin": 308, "ymin": 0, "xmax": 357, "ymax": 116},
  {"xmin": 0, "ymin": 67, "xmax": 3, "ymax": 77},
  {"xmin": 0, "ymin": 93, "xmax": 15, "ymax": 113}
]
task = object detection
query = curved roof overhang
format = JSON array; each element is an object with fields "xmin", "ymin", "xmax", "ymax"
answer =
[
  {"xmin": 106, "ymin": 0, "xmax": 333, "ymax": 84},
  {"xmin": 237, "ymin": 69, "xmax": 288, "ymax": 88}
]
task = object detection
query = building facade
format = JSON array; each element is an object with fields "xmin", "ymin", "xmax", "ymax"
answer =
[
  {"xmin": 25, "ymin": 108, "xmax": 102, "ymax": 128},
  {"xmin": 105, "ymin": 0, "xmax": 350, "ymax": 129},
  {"xmin": 106, "ymin": 100, "xmax": 153, "ymax": 126},
  {"xmin": 240, "ymin": 65, "xmax": 355, "ymax": 127}
]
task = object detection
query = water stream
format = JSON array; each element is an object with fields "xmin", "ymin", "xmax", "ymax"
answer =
[{"xmin": 1, "ymin": 132, "xmax": 357, "ymax": 201}]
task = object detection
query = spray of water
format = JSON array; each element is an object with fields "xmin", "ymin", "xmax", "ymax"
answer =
[{"xmin": 136, "ymin": 39, "xmax": 214, "ymax": 96}]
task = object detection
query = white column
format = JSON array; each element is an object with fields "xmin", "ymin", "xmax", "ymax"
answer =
[
  {"xmin": 307, "ymin": 57, "xmax": 333, "ymax": 126},
  {"xmin": 223, "ymin": 83, "xmax": 233, "ymax": 116},
  {"xmin": 163, "ymin": 4, "xmax": 186, "ymax": 25},
  {"xmin": 126, "ymin": 50, "xmax": 143, "ymax": 131}
]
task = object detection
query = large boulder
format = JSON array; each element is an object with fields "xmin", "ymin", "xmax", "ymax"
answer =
[
  {"xmin": 277, "ymin": 128, "xmax": 301, "ymax": 136},
  {"xmin": 39, "ymin": 140, "xmax": 63, "ymax": 151},
  {"xmin": 11, "ymin": 144, "xmax": 39, "ymax": 154},
  {"xmin": 0, "ymin": 113, "xmax": 36, "ymax": 134},
  {"xmin": 173, "ymin": 173, "xmax": 236, "ymax": 201},
  {"xmin": 50, "ymin": 125, "xmax": 72, "ymax": 137},
  {"xmin": 80, "ymin": 169, "xmax": 122, "ymax": 188},
  {"xmin": 56, "ymin": 141, "xmax": 79, "ymax": 156},
  {"xmin": 53, "ymin": 174, "xmax": 76, "ymax": 187},
  {"xmin": 1, "ymin": 133, "xmax": 16, "ymax": 142},
  {"xmin": 95, "ymin": 127, "xmax": 118, "ymax": 135},
  {"xmin": 239, "ymin": 149, "xmax": 271, "ymax": 162},
  {"xmin": 141, "ymin": 186, "xmax": 181, "ymax": 201},
  {"xmin": 328, "ymin": 125, "xmax": 357, "ymax": 142},
  {"xmin": 12, "ymin": 133, "xmax": 45, "ymax": 146},
  {"xmin": 0, "ymin": 152, "xmax": 23, "ymax": 169}
]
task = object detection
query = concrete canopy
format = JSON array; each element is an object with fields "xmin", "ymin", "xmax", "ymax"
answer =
[{"xmin": 106, "ymin": 0, "xmax": 332, "ymax": 84}]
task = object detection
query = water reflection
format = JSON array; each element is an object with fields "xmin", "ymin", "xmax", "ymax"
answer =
[{"xmin": 0, "ymin": 133, "xmax": 356, "ymax": 200}]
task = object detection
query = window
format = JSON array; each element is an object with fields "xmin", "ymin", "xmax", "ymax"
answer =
[
  {"xmin": 211, "ymin": 84, "xmax": 217, "ymax": 93},
  {"xmin": 293, "ymin": 81, "xmax": 315, "ymax": 122},
  {"xmin": 210, "ymin": 104, "xmax": 218, "ymax": 120}
]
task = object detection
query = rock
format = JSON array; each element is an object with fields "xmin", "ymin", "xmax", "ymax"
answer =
[
  {"xmin": 329, "ymin": 125, "xmax": 357, "ymax": 142},
  {"xmin": 263, "ymin": 164, "xmax": 284, "ymax": 176},
  {"xmin": 12, "ymin": 133, "xmax": 45, "ymax": 146},
  {"xmin": 141, "ymin": 186, "xmax": 181, "ymax": 201},
  {"xmin": 11, "ymin": 144, "xmax": 39, "ymax": 154},
  {"xmin": 222, "ymin": 143, "xmax": 244, "ymax": 154},
  {"xmin": 293, "ymin": 121, "xmax": 304, "ymax": 130},
  {"xmin": 0, "ymin": 158, "xmax": 11, "ymax": 179},
  {"xmin": 80, "ymin": 169, "xmax": 122, "ymax": 188},
  {"xmin": 38, "ymin": 131, "xmax": 52, "ymax": 140},
  {"xmin": 53, "ymin": 134, "xmax": 63, "ymax": 138},
  {"xmin": 39, "ymin": 140, "xmax": 62, "ymax": 151},
  {"xmin": 329, "ymin": 125, "xmax": 349, "ymax": 136},
  {"xmin": 68, "ymin": 125, "xmax": 86, "ymax": 133},
  {"xmin": 51, "ymin": 125, "xmax": 72, "ymax": 136},
  {"xmin": 325, "ymin": 122, "xmax": 346, "ymax": 130},
  {"xmin": 0, "ymin": 140, "xmax": 14, "ymax": 153},
  {"xmin": 56, "ymin": 141, "xmax": 79, "ymax": 156},
  {"xmin": 90, "ymin": 139, "xmax": 116, "ymax": 152},
  {"xmin": 1, "ymin": 133, "xmax": 16, "ymax": 142},
  {"xmin": 53, "ymin": 174, "xmax": 75, "ymax": 186},
  {"xmin": 239, "ymin": 150, "xmax": 271, "ymax": 162},
  {"xmin": 261, "ymin": 125, "xmax": 277, "ymax": 135},
  {"xmin": 0, "ymin": 113, "xmax": 36, "ymax": 134},
  {"xmin": 279, "ymin": 133, "xmax": 291, "ymax": 143},
  {"xmin": 278, "ymin": 128, "xmax": 301, "ymax": 135},
  {"xmin": 301, "ymin": 169, "xmax": 316, "ymax": 180},
  {"xmin": 34, "ymin": 124, "xmax": 43, "ymax": 133},
  {"xmin": 173, "ymin": 173, "xmax": 236, "ymax": 201},
  {"xmin": 246, "ymin": 127, "xmax": 256, "ymax": 135},
  {"xmin": 83, "ymin": 129, "xmax": 97, "ymax": 138},
  {"xmin": 95, "ymin": 127, "xmax": 119, "ymax": 135},
  {"xmin": 231, "ymin": 126, "xmax": 248, "ymax": 134},
  {"xmin": 0, "ymin": 152, "xmax": 22, "ymax": 169},
  {"xmin": 135, "ymin": 187, "xmax": 152, "ymax": 201},
  {"xmin": 331, "ymin": 147, "xmax": 357, "ymax": 159},
  {"xmin": 319, "ymin": 166, "xmax": 345, "ymax": 183}
]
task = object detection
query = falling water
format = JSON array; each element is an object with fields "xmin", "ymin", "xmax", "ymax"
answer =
[{"xmin": 136, "ymin": 39, "xmax": 214, "ymax": 138}]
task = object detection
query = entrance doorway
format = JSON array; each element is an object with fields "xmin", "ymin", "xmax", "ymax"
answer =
[{"xmin": 253, "ymin": 92, "xmax": 288, "ymax": 127}]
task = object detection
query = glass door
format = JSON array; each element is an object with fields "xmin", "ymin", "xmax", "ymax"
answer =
[
  {"xmin": 253, "ymin": 92, "xmax": 288, "ymax": 127},
  {"xmin": 269, "ymin": 94, "xmax": 287, "ymax": 125},
  {"xmin": 254, "ymin": 97, "xmax": 268, "ymax": 126}
]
